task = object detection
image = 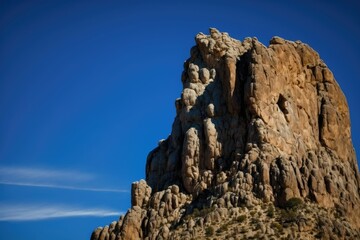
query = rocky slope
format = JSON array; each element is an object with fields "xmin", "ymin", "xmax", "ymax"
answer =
[{"xmin": 91, "ymin": 28, "xmax": 360, "ymax": 240}]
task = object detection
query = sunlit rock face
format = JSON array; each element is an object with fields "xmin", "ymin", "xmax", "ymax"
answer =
[{"xmin": 91, "ymin": 29, "xmax": 360, "ymax": 240}]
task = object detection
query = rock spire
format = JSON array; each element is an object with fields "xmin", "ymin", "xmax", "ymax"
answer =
[{"xmin": 91, "ymin": 28, "xmax": 360, "ymax": 240}]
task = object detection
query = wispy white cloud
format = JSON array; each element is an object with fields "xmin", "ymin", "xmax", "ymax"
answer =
[
  {"xmin": 0, "ymin": 166, "xmax": 128, "ymax": 193},
  {"xmin": 0, "ymin": 166, "xmax": 93, "ymax": 182},
  {"xmin": 0, "ymin": 204, "xmax": 123, "ymax": 221},
  {"xmin": 0, "ymin": 181, "xmax": 128, "ymax": 193}
]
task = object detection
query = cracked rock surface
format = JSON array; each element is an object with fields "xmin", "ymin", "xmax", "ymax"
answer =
[{"xmin": 91, "ymin": 29, "xmax": 360, "ymax": 240}]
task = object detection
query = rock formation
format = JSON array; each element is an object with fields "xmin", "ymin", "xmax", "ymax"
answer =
[{"xmin": 91, "ymin": 28, "xmax": 360, "ymax": 240}]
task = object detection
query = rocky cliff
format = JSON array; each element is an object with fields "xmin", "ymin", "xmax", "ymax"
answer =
[{"xmin": 91, "ymin": 29, "xmax": 360, "ymax": 240}]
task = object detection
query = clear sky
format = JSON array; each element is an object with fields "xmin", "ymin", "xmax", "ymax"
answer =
[{"xmin": 0, "ymin": 0, "xmax": 359, "ymax": 239}]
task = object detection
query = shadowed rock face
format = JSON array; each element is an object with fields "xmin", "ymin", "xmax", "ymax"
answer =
[{"xmin": 91, "ymin": 29, "xmax": 360, "ymax": 240}]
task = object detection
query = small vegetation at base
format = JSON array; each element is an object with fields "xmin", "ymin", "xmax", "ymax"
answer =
[
  {"xmin": 280, "ymin": 209, "xmax": 298, "ymax": 224},
  {"xmin": 251, "ymin": 217, "xmax": 260, "ymax": 225},
  {"xmin": 236, "ymin": 214, "xmax": 247, "ymax": 223},
  {"xmin": 271, "ymin": 222, "xmax": 283, "ymax": 233},
  {"xmin": 267, "ymin": 205, "xmax": 275, "ymax": 218},
  {"xmin": 276, "ymin": 197, "xmax": 304, "ymax": 225},
  {"xmin": 205, "ymin": 226, "xmax": 214, "ymax": 237},
  {"xmin": 284, "ymin": 197, "xmax": 303, "ymax": 210}
]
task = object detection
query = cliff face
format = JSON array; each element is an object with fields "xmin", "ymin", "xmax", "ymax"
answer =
[{"xmin": 91, "ymin": 29, "xmax": 360, "ymax": 240}]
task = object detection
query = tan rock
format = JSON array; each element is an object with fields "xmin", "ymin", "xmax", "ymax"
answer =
[
  {"xmin": 131, "ymin": 179, "xmax": 151, "ymax": 207},
  {"xmin": 91, "ymin": 28, "xmax": 360, "ymax": 240}
]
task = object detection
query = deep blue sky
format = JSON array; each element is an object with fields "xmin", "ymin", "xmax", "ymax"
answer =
[{"xmin": 0, "ymin": 1, "xmax": 359, "ymax": 239}]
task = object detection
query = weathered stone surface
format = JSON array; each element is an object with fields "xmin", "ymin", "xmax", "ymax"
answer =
[
  {"xmin": 91, "ymin": 29, "xmax": 360, "ymax": 240},
  {"xmin": 131, "ymin": 180, "xmax": 151, "ymax": 208}
]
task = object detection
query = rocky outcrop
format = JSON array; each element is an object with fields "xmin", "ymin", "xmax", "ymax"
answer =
[{"xmin": 91, "ymin": 29, "xmax": 360, "ymax": 240}]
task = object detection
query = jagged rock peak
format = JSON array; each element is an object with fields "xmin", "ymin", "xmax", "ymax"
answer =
[{"xmin": 91, "ymin": 28, "xmax": 360, "ymax": 240}]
